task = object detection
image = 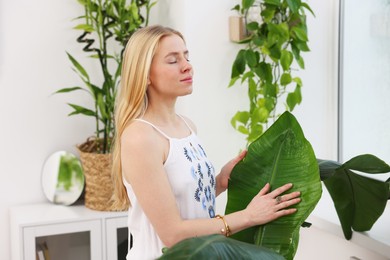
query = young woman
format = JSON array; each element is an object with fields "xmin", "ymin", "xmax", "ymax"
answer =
[{"xmin": 112, "ymin": 25, "xmax": 301, "ymax": 259}]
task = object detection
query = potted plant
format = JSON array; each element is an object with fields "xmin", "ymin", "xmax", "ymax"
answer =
[
  {"xmin": 55, "ymin": 0, "xmax": 156, "ymax": 211},
  {"xmin": 229, "ymin": 0, "xmax": 314, "ymax": 144},
  {"xmin": 212, "ymin": 0, "xmax": 389, "ymax": 258}
]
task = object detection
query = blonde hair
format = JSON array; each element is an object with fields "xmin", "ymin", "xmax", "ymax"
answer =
[{"xmin": 111, "ymin": 25, "xmax": 184, "ymax": 209}]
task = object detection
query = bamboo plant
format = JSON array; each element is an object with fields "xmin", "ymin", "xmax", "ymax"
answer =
[{"xmin": 56, "ymin": 0, "xmax": 156, "ymax": 154}]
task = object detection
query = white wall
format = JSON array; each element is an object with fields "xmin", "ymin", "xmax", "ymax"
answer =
[
  {"xmin": 1, "ymin": 1, "xmax": 96, "ymax": 259},
  {"xmin": 0, "ymin": 0, "xmax": 338, "ymax": 259}
]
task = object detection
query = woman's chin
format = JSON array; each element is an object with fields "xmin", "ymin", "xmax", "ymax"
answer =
[{"xmin": 180, "ymin": 86, "xmax": 193, "ymax": 96}]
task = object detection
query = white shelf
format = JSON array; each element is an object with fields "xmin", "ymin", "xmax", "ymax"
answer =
[{"xmin": 10, "ymin": 203, "xmax": 128, "ymax": 260}]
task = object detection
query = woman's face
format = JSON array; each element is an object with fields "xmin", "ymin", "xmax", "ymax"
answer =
[{"xmin": 148, "ymin": 34, "xmax": 193, "ymax": 98}]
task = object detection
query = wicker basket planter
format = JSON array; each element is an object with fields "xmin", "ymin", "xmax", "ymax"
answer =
[{"xmin": 78, "ymin": 149, "xmax": 128, "ymax": 212}]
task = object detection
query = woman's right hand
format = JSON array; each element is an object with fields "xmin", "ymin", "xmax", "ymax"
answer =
[{"xmin": 244, "ymin": 183, "xmax": 301, "ymax": 226}]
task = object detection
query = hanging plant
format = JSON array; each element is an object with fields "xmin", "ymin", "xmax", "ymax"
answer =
[{"xmin": 229, "ymin": 0, "xmax": 315, "ymax": 144}]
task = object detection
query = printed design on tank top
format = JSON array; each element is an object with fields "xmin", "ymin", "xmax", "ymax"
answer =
[{"xmin": 183, "ymin": 141, "xmax": 216, "ymax": 218}]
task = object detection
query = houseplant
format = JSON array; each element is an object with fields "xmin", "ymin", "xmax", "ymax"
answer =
[
  {"xmin": 225, "ymin": 0, "xmax": 389, "ymax": 257},
  {"xmin": 225, "ymin": 112, "xmax": 390, "ymax": 259},
  {"xmin": 229, "ymin": 0, "xmax": 314, "ymax": 144},
  {"xmin": 159, "ymin": 112, "xmax": 390, "ymax": 259},
  {"xmin": 56, "ymin": 0, "xmax": 156, "ymax": 211},
  {"xmin": 225, "ymin": 111, "xmax": 322, "ymax": 259}
]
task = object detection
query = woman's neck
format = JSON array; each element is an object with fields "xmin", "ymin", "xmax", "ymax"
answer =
[{"xmin": 142, "ymin": 105, "xmax": 177, "ymax": 126}]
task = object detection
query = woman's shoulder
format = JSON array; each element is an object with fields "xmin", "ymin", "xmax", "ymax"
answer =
[
  {"xmin": 179, "ymin": 114, "xmax": 197, "ymax": 134},
  {"xmin": 121, "ymin": 120, "xmax": 168, "ymax": 163},
  {"xmin": 121, "ymin": 119, "xmax": 162, "ymax": 148}
]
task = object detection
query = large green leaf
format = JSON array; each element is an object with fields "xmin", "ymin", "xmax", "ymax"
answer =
[
  {"xmin": 318, "ymin": 155, "xmax": 390, "ymax": 240},
  {"xmin": 225, "ymin": 111, "xmax": 322, "ymax": 260},
  {"xmin": 158, "ymin": 234, "xmax": 284, "ymax": 260}
]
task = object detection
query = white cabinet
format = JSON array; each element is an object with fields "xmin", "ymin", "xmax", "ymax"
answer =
[
  {"xmin": 106, "ymin": 215, "xmax": 129, "ymax": 260},
  {"xmin": 10, "ymin": 203, "xmax": 128, "ymax": 260}
]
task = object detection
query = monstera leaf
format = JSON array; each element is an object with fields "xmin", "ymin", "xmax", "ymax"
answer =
[
  {"xmin": 318, "ymin": 155, "xmax": 390, "ymax": 239},
  {"xmin": 158, "ymin": 234, "xmax": 284, "ymax": 259},
  {"xmin": 225, "ymin": 111, "xmax": 322, "ymax": 260}
]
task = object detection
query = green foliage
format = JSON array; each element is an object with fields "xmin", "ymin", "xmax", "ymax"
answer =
[
  {"xmin": 318, "ymin": 155, "xmax": 390, "ymax": 239},
  {"xmin": 224, "ymin": 112, "xmax": 390, "ymax": 257},
  {"xmin": 225, "ymin": 111, "xmax": 321, "ymax": 260},
  {"xmin": 159, "ymin": 234, "xmax": 284, "ymax": 259},
  {"xmin": 57, "ymin": 153, "xmax": 84, "ymax": 191},
  {"xmin": 229, "ymin": 0, "xmax": 314, "ymax": 144},
  {"xmin": 55, "ymin": 0, "xmax": 156, "ymax": 153}
]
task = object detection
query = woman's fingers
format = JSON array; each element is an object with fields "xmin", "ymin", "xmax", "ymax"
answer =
[
  {"xmin": 257, "ymin": 183, "xmax": 300, "ymax": 202},
  {"xmin": 258, "ymin": 183, "xmax": 270, "ymax": 196},
  {"xmin": 272, "ymin": 184, "xmax": 301, "ymax": 209},
  {"xmin": 275, "ymin": 190, "xmax": 301, "ymax": 203},
  {"xmin": 283, "ymin": 191, "xmax": 301, "ymax": 201},
  {"xmin": 246, "ymin": 183, "xmax": 302, "ymax": 225},
  {"xmin": 275, "ymin": 197, "xmax": 301, "ymax": 210},
  {"xmin": 275, "ymin": 207, "xmax": 298, "ymax": 217},
  {"xmin": 232, "ymin": 149, "xmax": 247, "ymax": 164},
  {"xmin": 247, "ymin": 183, "xmax": 301, "ymax": 225},
  {"xmin": 270, "ymin": 183, "xmax": 294, "ymax": 198}
]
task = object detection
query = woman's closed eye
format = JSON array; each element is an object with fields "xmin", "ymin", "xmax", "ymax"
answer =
[{"xmin": 167, "ymin": 58, "xmax": 190, "ymax": 64}]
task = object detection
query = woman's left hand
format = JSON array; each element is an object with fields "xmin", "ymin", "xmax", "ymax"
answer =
[{"xmin": 216, "ymin": 150, "xmax": 247, "ymax": 195}]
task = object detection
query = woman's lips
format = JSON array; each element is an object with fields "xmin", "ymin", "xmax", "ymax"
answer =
[{"xmin": 181, "ymin": 77, "xmax": 193, "ymax": 83}]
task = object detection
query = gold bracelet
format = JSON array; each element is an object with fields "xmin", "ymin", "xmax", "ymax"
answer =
[{"xmin": 215, "ymin": 214, "xmax": 231, "ymax": 237}]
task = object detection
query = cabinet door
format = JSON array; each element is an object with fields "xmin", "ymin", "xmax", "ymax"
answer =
[
  {"xmin": 23, "ymin": 219, "xmax": 102, "ymax": 260},
  {"xmin": 106, "ymin": 217, "xmax": 128, "ymax": 260}
]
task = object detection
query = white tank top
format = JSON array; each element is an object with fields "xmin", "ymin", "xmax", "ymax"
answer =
[{"xmin": 124, "ymin": 116, "xmax": 216, "ymax": 259}]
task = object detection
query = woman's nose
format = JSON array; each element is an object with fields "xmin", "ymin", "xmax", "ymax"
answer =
[{"xmin": 181, "ymin": 60, "xmax": 192, "ymax": 73}]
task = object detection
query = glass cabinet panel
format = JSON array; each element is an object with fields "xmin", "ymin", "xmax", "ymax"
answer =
[
  {"xmin": 35, "ymin": 232, "xmax": 90, "ymax": 260},
  {"xmin": 23, "ymin": 219, "xmax": 102, "ymax": 260}
]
